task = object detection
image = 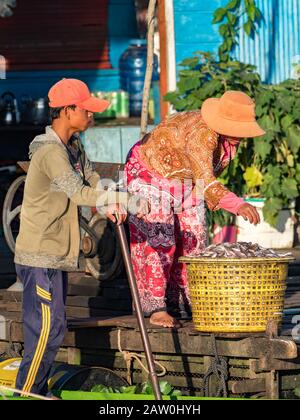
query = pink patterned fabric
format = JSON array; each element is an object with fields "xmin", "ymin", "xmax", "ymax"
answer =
[{"xmin": 125, "ymin": 143, "xmax": 207, "ymax": 315}]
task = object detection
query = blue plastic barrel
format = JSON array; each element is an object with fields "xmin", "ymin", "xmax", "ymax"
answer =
[{"xmin": 119, "ymin": 39, "xmax": 159, "ymax": 117}]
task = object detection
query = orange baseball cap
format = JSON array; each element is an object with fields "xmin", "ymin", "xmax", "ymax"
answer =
[{"xmin": 48, "ymin": 78, "xmax": 110, "ymax": 113}]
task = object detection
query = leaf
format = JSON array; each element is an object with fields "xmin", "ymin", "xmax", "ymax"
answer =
[
  {"xmin": 227, "ymin": 11, "xmax": 237, "ymax": 25},
  {"xmin": 281, "ymin": 177, "xmax": 299, "ymax": 199},
  {"xmin": 256, "ymin": 90, "xmax": 274, "ymax": 107},
  {"xmin": 255, "ymin": 7, "xmax": 262, "ymax": 20},
  {"xmin": 159, "ymin": 380, "xmax": 173, "ymax": 395},
  {"xmin": 179, "ymin": 57, "xmax": 199, "ymax": 68},
  {"xmin": 177, "ymin": 77, "xmax": 201, "ymax": 93},
  {"xmin": 247, "ymin": 3, "xmax": 256, "ymax": 21},
  {"xmin": 287, "ymin": 125, "xmax": 300, "ymax": 155},
  {"xmin": 275, "ymin": 94, "xmax": 295, "ymax": 113},
  {"xmin": 296, "ymin": 164, "xmax": 300, "ymax": 183},
  {"xmin": 243, "ymin": 166, "xmax": 263, "ymax": 188},
  {"xmin": 163, "ymin": 91, "xmax": 178, "ymax": 103},
  {"xmin": 243, "ymin": 20, "xmax": 253, "ymax": 36},
  {"xmin": 295, "ymin": 388, "xmax": 300, "ymax": 397},
  {"xmin": 257, "ymin": 114, "xmax": 275, "ymax": 131},
  {"xmin": 179, "ymin": 70, "xmax": 203, "ymax": 78},
  {"xmin": 219, "ymin": 23, "xmax": 229, "ymax": 37},
  {"xmin": 261, "ymin": 174, "xmax": 280, "ymax": 198},
  {"xmin": 170, "ymin": 389, "xmax": 182, "ymax": 396},
  {"xmin": 287, "ymin": 154, "xmax": 294, "ymax": 168},
  {"xmin": 119, "ymin": 385, "xmax": 137, "ymax": 394},
  {"xmin": 212, "ymin": 7, "xmax": 227, "ymax": 23},
  {"xmin": 227, "ymin": 0, "xmax": 240, "ymax": 10},
  {"xmin": 266, "ymin": 164, "xmax": 282, "ymax": 180},
  {"xmin": 281, "ymin": 115, "xmax": 294, "ymax": 132},
  {"xmin": 141, "ymin": 381, "xmax": 153, "ymax": 395},
  {"xmin": 262, "ymin": 197, "xmax": 283, "ymax": 227},
  {"xmin": 200, "ymin": 79, "xmax": 223, "ymax": 98},
  {"xmin": 254, "ymin": 138, "xmax": 272, "ymax": 161}
]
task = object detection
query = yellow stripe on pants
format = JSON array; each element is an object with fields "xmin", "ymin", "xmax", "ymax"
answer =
[
  {"xmin": 36, "ymin": 285, "xmax": 52, "ymax": 302},
  {"xmin": 22, "ymin": 303, "xmax": 51, "ymax": 394}
]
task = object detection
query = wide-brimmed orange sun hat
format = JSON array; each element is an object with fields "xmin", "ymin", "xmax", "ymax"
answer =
[{"xmin": 201, "ymin": 90, "xmax": 265, "ymax": 138}]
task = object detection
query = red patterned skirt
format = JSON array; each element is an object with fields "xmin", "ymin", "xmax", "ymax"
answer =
[{"xmin": 124, "ymin": 142, "xmax": 207, "ymax": 316}]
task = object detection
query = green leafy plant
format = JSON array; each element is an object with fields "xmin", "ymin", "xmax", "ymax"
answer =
[
  {"xmin": 295, "ymin": 387, "xmax": 300, "ymax": 398},
  {"xmin": 91, "ymin": 380, "xmax": 182, "ymax": 397},
  {"xmin": 164, "ymin": 52, "xmax": 300, "ymax": 228},
  {"xmin": 213, "ymin": 0, "xmax": 262, "ymax": 61}
]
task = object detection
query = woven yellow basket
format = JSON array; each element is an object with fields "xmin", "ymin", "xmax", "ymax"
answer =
[{"xmin": 179, "ymin": 256, "xmax": 293, "ymax": 333}]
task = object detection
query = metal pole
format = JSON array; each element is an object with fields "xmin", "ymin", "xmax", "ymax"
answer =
[{"xmin": 115, "ymin": 223, "xmax": 162, "ymax": 400}]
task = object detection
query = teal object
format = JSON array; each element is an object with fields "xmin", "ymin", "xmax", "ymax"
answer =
[{"xmin": 81, "ymin": 125, "xmax": 154, "ymax": 164}]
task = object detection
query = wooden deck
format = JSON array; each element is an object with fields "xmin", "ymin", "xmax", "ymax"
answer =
[{"xmin": 1, "ymin": 248, "xmax": 300, "ymax": 399}]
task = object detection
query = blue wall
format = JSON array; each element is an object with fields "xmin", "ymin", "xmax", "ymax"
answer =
[
  {"xmin": 234, "ymin": 0, "xmax": 300, "ymax": 84},
  {"xmin": 174, "ymin": 0, "xmax": 228, "ymax": 65},
  {"xmin": 0, "ymin": 0, "xmax": 138, "ymax": 101},
  {"xmin": 174, "ymin": 0, "xmax": 300, "ymax": 84}
]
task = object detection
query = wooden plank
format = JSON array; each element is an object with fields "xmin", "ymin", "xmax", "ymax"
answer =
[
  {"xmin": 79, "ymin": 353, "xmax": 206, "ymax": 376},
  {"xmin": 250, "ymin": 357, "xmax": 300, "ymax": 373},
  {"xmin": 67, "ymin": 348, "xmax": 81, "ymax": 366},
  {"xmin": 66, "ymin": 307, "xmax": 131, "ymax": 318},
  {"xmin": 66, "ymin": 296, "xmax": 131, "ymax": 310},
  {"xmin": 231, "ymin": 379, "xmax": 265, "ymax": 394},
  {"xmin": 1, "ymin": 302, "xmax": 21, "ymax": 312},
  {"xmin": 67, "ymin": 284, "xmax": 101, "ymax": 297},
  {"xmin": 62, "ymin": 329, "xmax": 298, "ymax": 359},
  {"xmin": 0, "ymin": 291, "xmax": 22, "ymax": 302},
  {"xmin": 68, "ymin": 315, "xmax": 141, "ymax": 330},
  {"xmin": 282, "ymin": 374, "xmax": 300, "ymax": 390},
  {"xmin": 0, "ymin": 312, "xmax": 22, "ymax": 323}
]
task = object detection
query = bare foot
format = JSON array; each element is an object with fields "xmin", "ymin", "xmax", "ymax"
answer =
[{"xmin": 150, "ymin": 311, "xmax": 181, "ymax": 328}]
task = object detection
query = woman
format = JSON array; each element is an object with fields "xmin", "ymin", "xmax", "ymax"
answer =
[{"xmin": 125, "ymin": 90, "xmax": 265, "ymax": 328}]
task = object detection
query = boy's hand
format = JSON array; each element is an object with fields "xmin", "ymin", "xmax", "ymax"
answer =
[
  {"xmin": 237, "ymin": 203, "xmax": 260, "ymax": 225},
  {"xmin": 106, "ymin": 203, "xmax": 127, "ymax": 225}
]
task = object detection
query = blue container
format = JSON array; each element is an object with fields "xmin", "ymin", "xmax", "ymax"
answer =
[{"xmin": 119, "ymin": 39, "xmax": 159, "ymax": 117}]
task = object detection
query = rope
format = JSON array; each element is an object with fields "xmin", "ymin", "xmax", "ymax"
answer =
[
  {"xmin": 0, "ymin": 386, "xmax": 53, "ymax": 400},
  {"xmin": 202, "ymin": 334, "xmax": 228, "ymax": 398},
  {"xmin": 117, "ymin": 329, "xmax": 166, "ymax": 384}
]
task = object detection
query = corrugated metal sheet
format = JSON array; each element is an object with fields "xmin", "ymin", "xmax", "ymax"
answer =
[{"xmin": 234, "ymin": 0, "xmax": 300, "ymax": 84}]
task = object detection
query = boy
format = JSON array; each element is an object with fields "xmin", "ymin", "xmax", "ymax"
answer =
[{"xmin": 14, "ymin": 78, "xmax": 132, "ymax": 397}]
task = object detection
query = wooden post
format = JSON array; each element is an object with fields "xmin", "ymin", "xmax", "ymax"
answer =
[
  {"xmin": 140, "ymin": 0, "xmax": 157, "ymax": 137},
  {"xmin": 157, "ymin": 0, "xmax": 169, "ymax": 120},
  {"xmin": 265, "ymin": 371, "xmax": 280, "ymax": 399}
]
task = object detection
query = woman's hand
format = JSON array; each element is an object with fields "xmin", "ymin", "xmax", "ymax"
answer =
[
  {"xmin": 106, "ymin": 203, "xmax": 127, "ymax": 225},
  {"xmin": 237, "ymin": 203, "xmax": 260, "ymax": 225}
]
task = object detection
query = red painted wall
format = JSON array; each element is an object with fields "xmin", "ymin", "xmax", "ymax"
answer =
[{"xmin": 0, "ymin": 0, "xmax": 110, "ymax": 70}]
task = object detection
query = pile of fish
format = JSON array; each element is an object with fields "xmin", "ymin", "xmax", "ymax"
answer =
[{"xmin": 195, "ymin": 242, "xmax": 292, "ymax": 259}]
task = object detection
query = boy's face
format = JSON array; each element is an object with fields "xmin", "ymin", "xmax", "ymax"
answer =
[{"xmin": 67, "ymin": 106, "xmax": 94, "ymax": 132}]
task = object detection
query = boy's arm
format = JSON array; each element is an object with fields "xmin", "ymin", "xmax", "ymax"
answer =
[
  {"xmin": 83, "ymin": 157, "xmax": 101, "ymax": 189},
  {"xmin": 40, "ymin": 145, "xmax": 128, "ymax": 207}
]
